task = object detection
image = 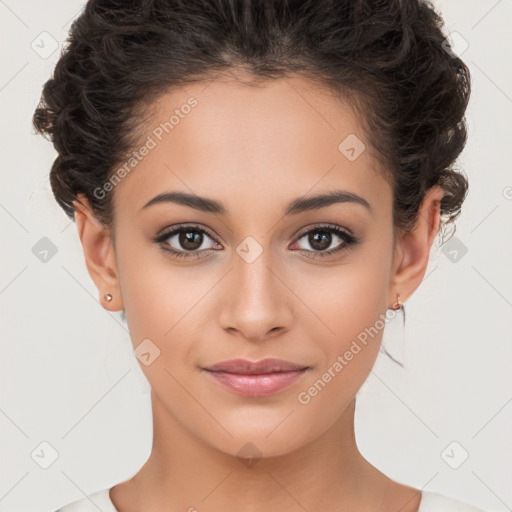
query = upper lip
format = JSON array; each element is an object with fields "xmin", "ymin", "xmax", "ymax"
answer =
[{"xmin": 203, "ymin": 358, "xmax": 310, "ymax": 374}]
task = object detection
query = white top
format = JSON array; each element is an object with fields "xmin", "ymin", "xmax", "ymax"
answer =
[{"xmin": 53, "ymin": 487, "xmax": 487, "ymax": 511}]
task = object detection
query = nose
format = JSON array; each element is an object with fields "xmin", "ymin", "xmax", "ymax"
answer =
[{"xmin": 218, "ymin": 245, "xmax": 293, "ymax": 342}]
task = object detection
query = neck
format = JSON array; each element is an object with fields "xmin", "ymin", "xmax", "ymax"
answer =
[{"xmin": 111, "ymin": 391, "xmax": 417, "ymax": 512}]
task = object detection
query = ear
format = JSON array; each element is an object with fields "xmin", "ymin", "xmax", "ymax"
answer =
[
  {"xmin": 72, "ymin": 194, "xmax": 124, "ymax": 312},
  {"xmin": 388, "ymin": 185, "xmax": 444, "ymax": 307}
]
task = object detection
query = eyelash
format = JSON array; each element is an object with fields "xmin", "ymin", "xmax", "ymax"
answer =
[{"xmin": 152, "ymin": 223, "xmax": 359, "ymax": 260}]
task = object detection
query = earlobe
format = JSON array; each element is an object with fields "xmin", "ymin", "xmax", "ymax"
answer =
[
  {"xmin": 72, "ymin": 194, "xmax": 124, "ymax": 311},
  {"xmin": 388, "ymin": 185, "xmax": 444, "ymax": 308}
]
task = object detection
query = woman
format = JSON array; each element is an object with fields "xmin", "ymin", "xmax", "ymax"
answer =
[{"xmin": 33, "ymin": 0, "xmax": 482, "ymax": 510}]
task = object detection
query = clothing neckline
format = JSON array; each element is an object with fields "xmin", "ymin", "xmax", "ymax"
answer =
[{"xmin": 105, "ymin": 486, "xmax": 430, "ymax": 511}]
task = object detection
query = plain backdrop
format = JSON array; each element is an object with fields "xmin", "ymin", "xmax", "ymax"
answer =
[{"xmin": 1, "ymin": 1, "xmax": 511, "ymax": 511}]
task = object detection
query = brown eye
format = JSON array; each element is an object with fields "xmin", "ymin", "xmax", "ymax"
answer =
[
  {"xmin": 291, "ymin": 224, "xmax": 359, "ymax": 259},
  {"xmin": 153, "ymin": 224, "xmax": 221, "ymax": 259},
  {"xmin": 306, "ymin": 230, "xmax": 333, "ymax": 251},
  {"xmin": 178, "ymin": 230, "xmax": 204, "ymax": 251}
]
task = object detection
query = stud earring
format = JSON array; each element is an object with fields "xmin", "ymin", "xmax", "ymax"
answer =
[
  {"xmin": 391, "ymin": 293, "xmax": 402, "ymax": 311},
  {"xmin": 104, "ymin": 293, "xmax": 113, "ymax": 302}
]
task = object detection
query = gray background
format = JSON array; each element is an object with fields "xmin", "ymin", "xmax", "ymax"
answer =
[{"xmin": 1, "ymin": 0, "xmax": 511, "ymax": 510}]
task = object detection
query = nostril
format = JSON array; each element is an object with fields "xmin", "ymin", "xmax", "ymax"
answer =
[{"xmin": 266, "ymin": 326, "xmax": 282, "ymax": 337}]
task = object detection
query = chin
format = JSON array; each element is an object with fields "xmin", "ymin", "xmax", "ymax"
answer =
[{"xmin": 201, "ymin": 424, "xmax": 316, "ymax": 462}]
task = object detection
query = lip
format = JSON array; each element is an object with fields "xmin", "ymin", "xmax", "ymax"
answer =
[
  {"xmin": 201, "ymin": 358, "xmax": 311, "ymax": 397},
  {"xmin": 203, "ymin": 358, "xmax": 310, "ymax": 374}
]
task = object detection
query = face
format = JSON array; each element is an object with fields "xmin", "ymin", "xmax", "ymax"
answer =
[{"xmin": 75, "ymin": 73, "xmax": 440, "ymax": 459}]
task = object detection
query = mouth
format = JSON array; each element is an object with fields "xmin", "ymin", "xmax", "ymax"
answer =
[
  {"xmin": 201, "ymin": 358, "xmax": 311, "ymax": 397},
  {"xmin": 202, "ymin": 357, "xmax": 310, "ymax": 374}
]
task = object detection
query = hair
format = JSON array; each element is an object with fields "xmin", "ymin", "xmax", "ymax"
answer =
[
  {"xmin": 33, "ymin": 0, "xmax": 471, "ymax": 361},
  {"xmin": 33, "ymin": 0, "xmax": 470, "ymax": 244}
]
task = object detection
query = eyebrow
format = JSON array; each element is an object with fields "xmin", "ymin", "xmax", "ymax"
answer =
[{"xmin": 141, "ymin": 189, "xmax": 373, "ymax": 216}]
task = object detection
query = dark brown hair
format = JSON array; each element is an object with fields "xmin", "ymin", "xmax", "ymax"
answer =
[{"xmin": 33, "ymin": 0, "xmax": 471, "ymax": 244}]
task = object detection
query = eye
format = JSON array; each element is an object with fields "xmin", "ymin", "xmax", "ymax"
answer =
[
  {"xmin": 290, "ymin": 224, "xmax": 359, "ymax": 259},
  {"xmin": 153, "ymin": 224, "xmax": 222, "ymax": 259},
  {"xmin": 153, "ymin": 223, "xmax": 359, "ymax": 261}
]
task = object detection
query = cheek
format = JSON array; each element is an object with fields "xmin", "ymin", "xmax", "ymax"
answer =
[
  {"xmin": 116, "ymin": 248, "xmax": 204, "ymax": 400},
  {"xmin": 326, "ymin": 266, "xmax": 388, "ymax": 342},
  {"xmin": 117, "ymin": 254, "xmax": 170, "ymax": 342},
  {"xmin": 116, "ymin": 242, "xmax": 220, "ymax": 374},
  {"xmin": 310, "ymin": 285, "xmax": 383, "ymax": 380},
  {"xmin": 299, "ymin": 245, "xmax": 393, "ymax": 389}
]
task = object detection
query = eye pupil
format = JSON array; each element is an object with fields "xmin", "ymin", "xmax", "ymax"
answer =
[
  {"xmin": 180, "ymin": 230, "xmax": 203, "ymax": 250},
  {"xmin": 309, "ymin": 231, "xmax": 331, "ymax": 251}
]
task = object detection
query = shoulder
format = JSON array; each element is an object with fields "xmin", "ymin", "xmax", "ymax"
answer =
[
  {"xmin": 419, "ymin": 491, "xmax": 487, "ymax": 512},
  {"xmin": 53, "ymin": 487, "xmax": 117, "ymax": 512}
]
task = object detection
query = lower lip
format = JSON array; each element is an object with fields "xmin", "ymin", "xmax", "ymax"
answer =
[{"xmin": 203, "ymin": 369, "xmax": 308, "ymax": 397}]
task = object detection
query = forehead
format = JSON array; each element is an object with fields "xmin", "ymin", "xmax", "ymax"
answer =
[{"xmin": 112, "ymin": 74, "xmax": 391, "ymax": 220}]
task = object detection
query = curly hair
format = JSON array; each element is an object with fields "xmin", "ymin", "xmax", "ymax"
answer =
[{"xmin": 33, "ymin": 0, "xmax": 471, "ymax": 245}]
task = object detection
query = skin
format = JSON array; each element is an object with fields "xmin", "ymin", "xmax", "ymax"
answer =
[{"xmin": 73, "ymin": 72, "xmax": 443, "ymax": 512}]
